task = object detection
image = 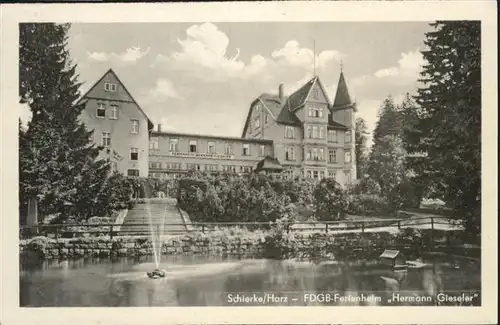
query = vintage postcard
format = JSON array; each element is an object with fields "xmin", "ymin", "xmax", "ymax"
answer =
[{"xmin": 0, "ymin": 1, "xmax": 497, "ymax": 324}]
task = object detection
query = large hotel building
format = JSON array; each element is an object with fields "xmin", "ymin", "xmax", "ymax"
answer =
[{"xmin": 78, "ymin": 68, "xmax": 357, "ymax": 186}]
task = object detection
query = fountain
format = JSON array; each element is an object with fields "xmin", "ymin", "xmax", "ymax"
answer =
[{"xmin": 141, "ymin": 183, "xmax": 167, "ymax": 279}]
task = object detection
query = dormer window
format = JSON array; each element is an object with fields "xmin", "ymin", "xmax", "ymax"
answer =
[{"xmin": 104, "ymin": 83, "xmax": 117, "ymax": 92}]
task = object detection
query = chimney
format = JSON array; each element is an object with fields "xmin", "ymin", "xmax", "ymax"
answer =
[
  {"xmin": 278, "ymin": 83, "xmax": 284, "ymax": 101},
  {"xmin": 157, "ymin": 124, "xmax": 162, "ymax": 132}
]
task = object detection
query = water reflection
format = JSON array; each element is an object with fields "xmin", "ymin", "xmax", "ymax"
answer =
[{"xmin": 20, "ymin": 255, "xmax": 480, "ymax": 307}]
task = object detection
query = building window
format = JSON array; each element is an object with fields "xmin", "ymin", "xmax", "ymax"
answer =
[
  {"xmin": 166, "ymin": 163, "xmax": 180, "ymax": 170},
  {"xmin": 264, "ymin": 114, "xmax": 268, "ymax": 124},
  {"xmin": 345, "ymin": 130, "xmax": 352, "ymax": 143},
  {"xmin": 169, "ymin": 139, "xmax": 178, "ymax": 152},
  {"xmin": 307, "ymin": 126, "xmax": 312, "ymax": 138},
  {"xmin": 329, "ymin": 149, "xmax": 337, "ymax": 163},
  {"xmin": 241, "ymin": 166, "xmax": 252, "ymax": 173},
  {"xmin": 285, "ymin": 146, "xmax": 295, "ymax": 161},
  {"xmin": 130, "ymin": 148, "xmax": 138, "ymax": 161},
  {"xmin": 259, "ymin": 145, "xmax": 265, "ymax": 157},
  {"xmin": 312, "ymin": 148, "xmax": 318, "ymax": 160},
  {"xmin": 312, "ymin": 126, "xmax": 318, "ymax": 139},
  {"xmin": 313, "ymin": 170, "xmax": 319, "ymax": 179},
  {"xmin": 189, "ymin": 140, "xmax": 197, "ymax": 153},
  {"xmin": 345, "ymin": 171, "xmax": 352, "ymax": 184},
  {"xmin": 186, "ymin": 163, "xmax": 202, "ymax": 171},
  {"xmin": 208, "ymin": 141, "xmax": 216, "ymax": 154},
  {"xmin": 223, "ymin": 165, "xmax": 237, "ymax": 173},
  {"xmin": 206, "ymin": 164, "xmax": 218, "ymax": 172},
  {"xmin": 131, "ymin": 120, "xmax": 139, "ymax": 134},
  {"xmin": 110, "ymin": 105, "xmax": 119, "ymax": 119},
  {"xmin": 328, "ymin": 130, "xmax": 337, "ymax": 142},
  {"xmin": 101, "ymin": 132, "xmax": 111, "ymax": 147},
  {"xmin": 254, "ymin": 116, "xmax": 260, "ymax": 128},
  {"xmin": 96, "ymin": 103, "xmax": 106, "ymax": 118},
  {"xmin": 345, "ymin": 150, "xmax": 352, "ymax": 163},
  {"xmin": 285, "ymin": 126, "xmax": 295, "ymax": 139},
  {"xmin": 149, "ymin": 162, "xmax": 161, "ymax": 169},
  {"xmin": 306, "ymin": 170, "xmax": 313, "ymax": 179},
  {"xmin": 328, "ymin": 169, "xmax": 336, "ymax": 179},
  {"xmin": 307, "ymin": 147, "xmax": 325, "ymax": 161},
  {"xmin": 308, "ymin": 104, "xmax": 324, "ymax": 118},
  {"xmin": 127, "ymin": 169, "xmax": 139, "ymax": 177},
  {"xmin": 104, "ymin": 83, "xmax": 117, "ymax": 92},
  {"xmin": 225, "ymin": 143, "xmax": 232, "ymax": 155},
  {"xmin": 242, "ymin": 143, "xmax": 251, "ymax": 156},
  {"xmin": 319, "ymin": 126, "xmax": 324, "ymax": 139},
  {"xmin": 149, "ymin": 137, "xmax": 159, "ymax": 150}
]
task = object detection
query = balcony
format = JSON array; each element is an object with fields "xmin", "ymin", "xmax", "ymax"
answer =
[{"xmin": 167, "ymin": 151, "xmax": 235, "ymax": 160}]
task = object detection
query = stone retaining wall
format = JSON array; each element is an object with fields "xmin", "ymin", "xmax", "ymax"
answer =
[
  {"xmin": 20, "ymin": 228, "xmax": 474, "ymax": 262},
  {"xmin": 20, "ymin": 233, "xmax": 267, "ymax": 261}
]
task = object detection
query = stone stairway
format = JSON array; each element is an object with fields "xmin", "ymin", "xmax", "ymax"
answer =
[{"xmin": 118, "ymin": 199, "xmax": 188, "ymax": 236}]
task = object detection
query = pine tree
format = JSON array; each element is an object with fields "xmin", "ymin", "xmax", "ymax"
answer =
[
  {"xmin": 400, "ymin": 93, "xmax": 428, "ymax": 207},
  {"xmin": 19, "ymin": 23, "xmax": 116, "ymax": 221},
  {"xmin": 354, "ymin": 117, "xmax": 369, "ymax": 177},
  {"xmin": 371, "ymin": 95, "xmax": 403, "ymax": 148},
  {"xmin": 410, "ymin": 21, "xmax": 481, "ymax": 237}
]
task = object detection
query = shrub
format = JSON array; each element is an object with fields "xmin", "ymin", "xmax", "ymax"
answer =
[
  {"xmin": 313, "ymin": 178, "xmax": 348, "ymax": 221},
  {"xmin": 347, "ymin": 194, "xmax": 391, "ymax": 216},
  {"xmin": 177, "ymin": 172, "xmax": 294, "ymax": 223},
  {"xmin": 349, "ymin": 177, "xmax": 382, "ymax": 195}
]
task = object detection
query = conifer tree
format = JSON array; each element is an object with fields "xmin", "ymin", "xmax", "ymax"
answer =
[
  {"xmin": 354, "ymin": 117, "xmax": 369, "ymax": 177},
  {"xmin": 367, "ymin": 96, "xmax": 406, "ymax": 191},
  {"xmin": 19, "ymin": 23, "xmax": 119, "ymax": 221},
  {"xmin": 408, "ymin": 21, "xmax": 481, "ymax": 237},
  {"xmin": 400, "ymin": 93, "xmax": 428, "ymax": 207},
  {"xmin": 371, "ymin": 95, "xmax": 403, "ymax": 147}
]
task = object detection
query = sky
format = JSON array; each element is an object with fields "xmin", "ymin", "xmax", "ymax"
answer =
[{"xmin": 19, "ymin": 22, "xmax": 433, "ymax": 144}]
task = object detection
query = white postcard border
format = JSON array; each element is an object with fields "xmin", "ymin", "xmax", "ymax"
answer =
[{"xmin": 1, "ymin": 1, "xmax": 497, "ymax": 324}]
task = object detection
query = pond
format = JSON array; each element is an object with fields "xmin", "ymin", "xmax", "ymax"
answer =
[{"xmin": 20, "ymin": 255, "xmax": 480, "ymax": 307}]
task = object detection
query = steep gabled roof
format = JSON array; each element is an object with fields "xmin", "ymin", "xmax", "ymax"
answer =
[
  {"xmin": 276, "ymin": 105, "xmax": 302, "ymax": 126},
  {"xmin": 259, "ymin": 93, "xmax": 284, "ymax": 118},
  {"xmin": 286, "ymin": 76, "xmax": 317, "ymax": 111},
  {"xmin": 242, "ymin": 75, "xmax": 346, "ymax": 137},
  {"xmin": 78, "ymin": 68, "xmax": 154, "ymax": 131},
  {"xmin": 332, "ymin": 71, "xmax": 353, "ymax": 109}
]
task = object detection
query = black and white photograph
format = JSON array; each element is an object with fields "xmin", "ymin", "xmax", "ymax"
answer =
[{"xmin": 1, "ymin": 1, "xmax": 497, "ymax": 324}]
